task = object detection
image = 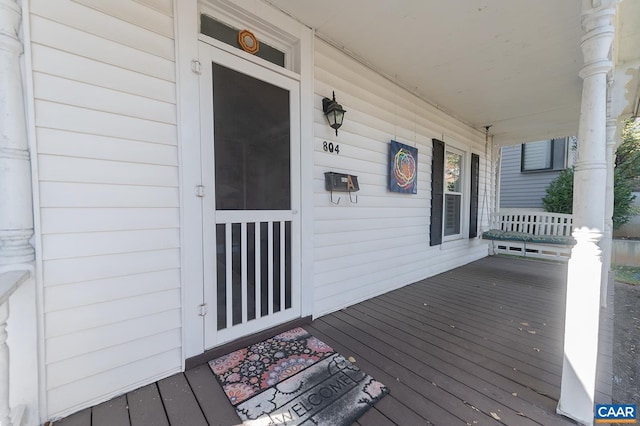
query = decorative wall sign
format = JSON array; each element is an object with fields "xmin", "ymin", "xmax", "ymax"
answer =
[
  {"xmin": 389, "ymin": 140, "xmax": 418, "ymax": 194},
  {"xmin": 238, "ymin": 29, "xmax": 259, "ymax": 54}
]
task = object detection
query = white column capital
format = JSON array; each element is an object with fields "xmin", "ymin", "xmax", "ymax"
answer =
[
  {"xmin": 581, "ymin": 0, "xmax": 620, "ymax": 27},
  {"xmin": 0, "ymin": 0, "xmax": 21, "ymax": 51},
  {"xmin": 579, "ymin": 3, "xmax": 616, "ymax": 79}
]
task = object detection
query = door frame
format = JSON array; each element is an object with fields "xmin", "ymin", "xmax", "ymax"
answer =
[
  {"xmin": 174, "ymin": 0, "xmax": 315, "ymax": 361},
  {"xmin": 198, "ymin": 41, "xmax": 302, "ymax": 348}
]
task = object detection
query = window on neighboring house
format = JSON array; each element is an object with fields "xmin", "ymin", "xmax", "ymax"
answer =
[{"xmin": 521, "ymin": 138, "xmax": 567, "ymax": 172}]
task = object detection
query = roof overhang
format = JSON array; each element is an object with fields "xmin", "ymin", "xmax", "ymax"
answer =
[{"xmin": 266, "ymin": 0, "xmax": 640, "ymax": 145}]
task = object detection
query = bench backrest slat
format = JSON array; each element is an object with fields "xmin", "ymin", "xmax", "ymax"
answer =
[{"xmin": 494, "ymin": 210, "xmax": 573, "ymax": 237}]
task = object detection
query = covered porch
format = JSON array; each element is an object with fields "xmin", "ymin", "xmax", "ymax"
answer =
[
  {"xmin": 1, "ymin": 0, "xmax": 636, "ymax": 424},
  {"xmin": 54, "ymin": 256, "xmax": 612, "ymax": 425}
]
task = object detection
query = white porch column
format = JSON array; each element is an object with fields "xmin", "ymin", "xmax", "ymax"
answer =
[
  {"xmin": 600, "ymin": 91, "xmax": 616, "ymax": 308},
  {"xmin": 557, "ymin": 1, "xmax": 617, "ymax": 424},
  {"xmin": 0, "ymin": 0, "xmax": 34, "ymax": 266}
]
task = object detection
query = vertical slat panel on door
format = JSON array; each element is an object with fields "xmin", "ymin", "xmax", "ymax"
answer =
[
  {"xmin": 267, "ymin": 222, "xmax": 273, "ymax": 316},
  {"xmin": 241, "ymin": 222, "xmax": 248, "ymax": 324},
  {"xmin": 225, "ymin": 223, "xmax": 232, "ymax": 328},
  {"xmin": 254, "ymin": 222, "xmax": 261, "ymax": 319},
  {"xmin": 280, "ymin": 220, "xmax": 286, "ymax": 312}
]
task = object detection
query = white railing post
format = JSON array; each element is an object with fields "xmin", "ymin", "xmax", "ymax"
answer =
[
  {"xmin": 0, "ymin": 301, "xmax": 10, "ymax": 426},
  {"xmin": 0, "ymin": 270, "xmax": 30, "ymax": 426}
]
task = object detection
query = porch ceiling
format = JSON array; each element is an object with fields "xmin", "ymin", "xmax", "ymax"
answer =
[{"xmin": 267, "ymin": 0, "xmax": 640, "ymax": 145}]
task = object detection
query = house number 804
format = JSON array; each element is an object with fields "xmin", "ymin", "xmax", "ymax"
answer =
[{"xmin": 323, "ymin": 141, "xmax": 340, "ymax": 154}]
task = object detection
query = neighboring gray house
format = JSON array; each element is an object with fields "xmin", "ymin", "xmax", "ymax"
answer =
[{"xmin": 499, "ymin": 138, "xmax": 573, "ymax": 209}]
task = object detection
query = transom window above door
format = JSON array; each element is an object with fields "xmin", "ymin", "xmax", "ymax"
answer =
[{"xmin": 200, "ymin": 14, "xmax": 286, "ymax": 68}]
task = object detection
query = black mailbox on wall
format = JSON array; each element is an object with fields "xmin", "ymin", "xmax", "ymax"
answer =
[
  {"xmin": 324, "ymin": 172, "xmax": 359, "ymax": 192},
  {"xmin": 324, "ymin": 172, "xmax": 359, "ymax": 204}
]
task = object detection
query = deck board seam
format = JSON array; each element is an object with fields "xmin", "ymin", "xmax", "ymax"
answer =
[
  {"xmin": 314, "ymin": 316, "xmax": 504, "ymax": 426},
  {"xmin": 345, "ymin": 302, "xmax": 563, "ymax": 411},
  {"xmin": 309, "ymin": 320, "xmax": 475, "ymax": 424},
  {"xmin": 329, "ymin": 309, "xmax": 561, "ymax": 426},
  {"xmin": 368, "ymin": 294, "xmax": 564, "ymax": 375}
]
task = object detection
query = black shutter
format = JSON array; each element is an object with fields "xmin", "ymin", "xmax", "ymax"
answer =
[
  {"xmin": 430, "ymin": 139, "xmax": 444, "ymax": 246},
  {"xmin": 469, "ymin": 153, "xmax": 480, "ymax": 238}
]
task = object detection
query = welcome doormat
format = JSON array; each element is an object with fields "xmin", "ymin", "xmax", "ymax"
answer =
[{"xmin": 209, "ymin": 327, "xmax": 389, "ymax": 425}]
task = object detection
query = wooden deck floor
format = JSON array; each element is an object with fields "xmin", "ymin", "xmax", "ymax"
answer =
[{"xmin": 54, "ymin": 256, "xmax": 613, "ymax": 426}]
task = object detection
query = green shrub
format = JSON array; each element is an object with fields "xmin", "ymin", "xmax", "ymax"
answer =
[
  {"xmin": 542, "ymin": 168, "xmax": 574, "ymax": 214},
  {"xmin": 542, "ymin": 119, "xmax": 639, "ymax": 229},
  {"xmin": 613, "ymin": 170, "xmax": 638, "ymax": 229}
]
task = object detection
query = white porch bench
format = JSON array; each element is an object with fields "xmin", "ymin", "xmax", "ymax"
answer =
[{"xmin": 482, "ymin": 210, "xmax": 575, "ymax": 261}]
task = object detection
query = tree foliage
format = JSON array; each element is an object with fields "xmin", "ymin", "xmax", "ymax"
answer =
[
  {"xmin": 542, "ymin": 167, "xmax": 574, "ymax": 214},
  {"xmin": 613, "ymin": 170, "xmax": 637, "ymax": 229},
  {"xmin": 542, "ymin": 119, "xmax": 640, "ymax": 229},
  {"xmin": 616, "ymin": 119, "xmax": 640, "ymax": 181}
]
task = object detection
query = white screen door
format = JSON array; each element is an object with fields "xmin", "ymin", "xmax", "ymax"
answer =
[{"xmin": 199, "ymin": 42, "xmax": 301, "ymax": 348}]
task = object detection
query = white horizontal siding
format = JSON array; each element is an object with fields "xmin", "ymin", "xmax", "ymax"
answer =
[
  {"xmin": 33, "ymin": 73, "xmax": 177, "ymax": 124},
  {"xmin": 45, "ymin": 309, "xmax": 181, "ymax": 364},
  {"xmin": 29, "ymin": 0, "xmax": 181, "ymax": 419},
  {"xmin": 31, "ymin": 45, "xmax": 176, "ymax": 103},
  {"xmin": 47, "ymin": 329, "xmax": 181, "ymax": 389},
  {"xmin": 30, "ymin": 15, "xmax": 174, "ymax": 82},
  {"xmin": 38, "ymin": 156, "xmax": 178, "ymax": 187},
  {"xmin": 72, "ymin": 0, "xmax": 174, "ymax": 37},
  {"xmin": 44, "ymin": 269, "xmax": 181, "ymax": 313},
  {"xmin": 312, "ymin": 39, "xmax": 492, "ymax": 317},
  {"xmin": 40, "ymin": 208, "xmax": 179, "ymax": 234},
  {"xmin": 43, "ymin": 289, "xmax": 180, "ymax": 365},
  {"xmin": 47, "ymin": 349, "xmax": 180, "ymax": 417},
  {"xmin": 35, "ymin": 101, "xmax": 176, "ymax": 146},
  {"xmin": 41, "ymin": 229, "xmax": 180, "ymax": 260},
  {"xmin": 39, "ymin": 182, "xmax": 179, "ymax": 208},
  {"xmin": 43, "ymin": 248, "xmax": 180, "ymax": 291},
  {"xmin": 36, "ymin": 128, "xmax": 178, "ymax": 166},
  {"xmin": 30, "ymin": 0, "xmax": 174, "ymax": 60}
]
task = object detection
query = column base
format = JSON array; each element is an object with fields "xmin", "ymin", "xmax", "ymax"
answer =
[{"xmin": 0, "ymin": 229, "xmax": 34, "ymax": 265}]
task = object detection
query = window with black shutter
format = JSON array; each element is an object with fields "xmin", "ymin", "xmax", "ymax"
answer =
[
  {"xmin": 430, "ymin": 139, "xmax": 444, "ymax": 246},
  {"xmin": 469, "ymin": 153, "xmax": 479, "ymax": 238}
]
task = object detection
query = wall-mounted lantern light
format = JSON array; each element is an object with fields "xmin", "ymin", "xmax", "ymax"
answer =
[{"xmin": 322, "ymin": 91, "xmax": 346, "ymax": 136}]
